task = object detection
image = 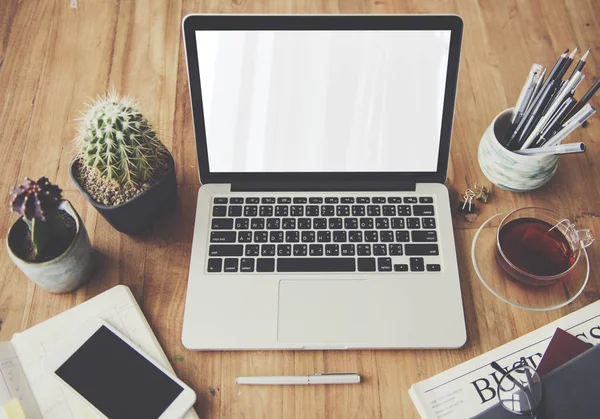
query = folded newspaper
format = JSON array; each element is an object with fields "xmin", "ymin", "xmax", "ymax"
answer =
[{"xmin": 409, "ymin": 300, "xmax": 600, "ymax": 418}]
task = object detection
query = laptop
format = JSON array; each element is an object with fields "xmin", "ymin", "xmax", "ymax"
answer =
[{"xmin": 181, "ymin": 14, "xmax": 466, "ymax": 350}]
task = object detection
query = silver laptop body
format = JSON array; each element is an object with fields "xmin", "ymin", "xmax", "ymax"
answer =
[{"xmin": 181, "ymin": 14, "xmax": 466, "ymax": 350}]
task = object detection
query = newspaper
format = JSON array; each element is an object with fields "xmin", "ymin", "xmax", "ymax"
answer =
[{"xmin": 409, "ymin": 300, "xmax": 600, "ymax": 419}]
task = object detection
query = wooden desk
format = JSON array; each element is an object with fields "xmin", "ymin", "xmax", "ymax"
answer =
[{"xmin": 1, "ymin": 1, "xmax": 599, "ymax": 417}]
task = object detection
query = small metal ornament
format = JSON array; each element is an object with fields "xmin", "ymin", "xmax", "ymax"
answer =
[
  {"xmin": 458, "ymin": 189, "xmax": 477, "ymax": 214},
  {"xmin": 474, "ymin": 183, "xmax": 490, "ymax": 204}
]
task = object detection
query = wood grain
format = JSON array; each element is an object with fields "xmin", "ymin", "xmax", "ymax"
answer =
[{"xmin": 1, "ymin": 1, "xmax": 599, "ymax": 418}]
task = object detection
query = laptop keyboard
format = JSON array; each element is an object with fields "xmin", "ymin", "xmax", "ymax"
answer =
[{"xmin": 207, "ymin": 196, "xmax": 441, "ymax": 273}]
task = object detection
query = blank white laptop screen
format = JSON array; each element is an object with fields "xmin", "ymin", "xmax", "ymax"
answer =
[{"xmin": 195, "ymin": 30, "xmax": 451, "ymax": 173}]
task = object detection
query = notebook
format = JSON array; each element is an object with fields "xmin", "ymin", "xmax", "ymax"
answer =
[{"xmin": 0, "ymin": 285, "xmax": 198, "ymax": 419}]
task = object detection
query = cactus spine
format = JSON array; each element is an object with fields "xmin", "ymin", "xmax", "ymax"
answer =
[{"xmin": 76, "ymin": 90, "xmax": 168, "ymax": 187}]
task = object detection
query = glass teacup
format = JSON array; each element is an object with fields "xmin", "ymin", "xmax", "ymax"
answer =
[{"xmin": 496, "ymin": 207, "xmax": 594, "ymax": 287}]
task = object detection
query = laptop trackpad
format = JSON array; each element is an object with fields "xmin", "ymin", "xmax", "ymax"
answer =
[{"xmin": 277, "ymin": 280, "xmax": 369, "ymax": 343}]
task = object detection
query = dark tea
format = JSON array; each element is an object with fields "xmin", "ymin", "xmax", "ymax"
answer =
[{"xmin": 498, "ymin": 217, "xmax": 575, "ymax": 277}]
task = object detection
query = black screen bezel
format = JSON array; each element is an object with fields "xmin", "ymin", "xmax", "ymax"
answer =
[{"xmin": 182, "ymin": 14, "xmax": 463, "ymax": 185}]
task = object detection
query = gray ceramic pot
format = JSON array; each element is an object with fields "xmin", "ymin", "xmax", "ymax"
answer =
[{"xmin": 6, "ymin": 200, "xmax": 94, "ymax": 293}]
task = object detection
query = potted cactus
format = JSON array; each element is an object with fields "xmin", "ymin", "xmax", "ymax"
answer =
[
  {"xmin": 69, "ymin": 90, "xmax": 177, "ymax": 234},
  {"xmin": 6, "ymin": 177, "xmax": 94, "ymax": 293}
]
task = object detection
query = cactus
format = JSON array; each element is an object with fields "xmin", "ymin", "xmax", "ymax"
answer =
[
  {"xmin": 9, "ymin": 177, "xmax": 71, "ymax": 257},
  {"xmin": 76, "ymin": 90, "xmax": 169, "ymax": 187}
]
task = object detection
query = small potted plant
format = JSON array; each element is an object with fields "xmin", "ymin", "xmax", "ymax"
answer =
[
  {"xmin": 6, "ymin": 177, "xmax": 94, "ymax": 293},
  {"xmin": 69, "ymin": 90, "xmax": 177, "ymax": 234}
]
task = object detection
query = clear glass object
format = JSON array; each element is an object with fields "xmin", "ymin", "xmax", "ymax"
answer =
[{"xmin": 492, "ymin": 357, "xmax": 543, "ymax": 418}]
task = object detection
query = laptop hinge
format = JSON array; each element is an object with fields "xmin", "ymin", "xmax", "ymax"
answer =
[{"xmin": 231, "ymin": 181, "xmax": 417, "ymax": 192}]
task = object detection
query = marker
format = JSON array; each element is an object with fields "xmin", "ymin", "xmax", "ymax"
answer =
[{"xmin": 236, "ymin": 373, "xmax": 361, "ymax": 385}]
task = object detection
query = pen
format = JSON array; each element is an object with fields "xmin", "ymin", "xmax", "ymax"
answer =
[
  {"xmin": 535, "ymin": 97, "xmax": 575, "ymax": 147},
  {"xmin": 235, "ymin": 373, "xmax": 361, "ymax": 385},
  {"xmin": 527, "ymin": 67, "xmax": 546, "ymax": 112},
  {"xmin": 516, "ymin": 142, "xmax": 585, "ymax": 156},
  {"xmin": 516, "ymin": 80, "xmax": 556, "ymax": 149},
  {"xmin": 543, "ymin": 104, "xmax": 596, "ymax": 147},
  {"xmin": 564, "ymin": 78, "xmax": 600, "ymax": 121},
  {"xmin": 506, "ymin": 64, "xmax": 542, "ymax": 142}
]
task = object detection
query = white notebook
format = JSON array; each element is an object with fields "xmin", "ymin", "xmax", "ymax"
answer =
[{"xmin": 0, "ymin": 285, "xmax": 199, "ymax": 419}]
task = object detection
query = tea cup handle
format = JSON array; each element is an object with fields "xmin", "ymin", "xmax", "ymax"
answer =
[{"xmin": 576, "ymin": 229, "xmax": 595, "ymax": 249}]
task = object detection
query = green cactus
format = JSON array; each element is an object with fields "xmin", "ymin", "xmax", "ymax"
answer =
[{"xmin": 76, "ymin": 90, "xmax": 169, "ymax": 187}]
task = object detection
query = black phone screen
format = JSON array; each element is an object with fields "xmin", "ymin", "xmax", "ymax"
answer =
[{"xmin": 55, "ymin": 325, "xmax": 184, "ymax": 419}]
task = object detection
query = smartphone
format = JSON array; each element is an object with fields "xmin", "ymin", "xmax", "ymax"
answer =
[{"xmin": 46, "ymin": 319, "xmax": 196, "ymax": 419}]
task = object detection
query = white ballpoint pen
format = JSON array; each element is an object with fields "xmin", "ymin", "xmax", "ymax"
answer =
[{"xmin": 236, "ymin": 373, "xmax": 361, "ymax": 385}]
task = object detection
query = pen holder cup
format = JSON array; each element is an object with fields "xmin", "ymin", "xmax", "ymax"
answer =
[{"xmin": 478, "ymin": 108, "xmax": 560, "ymax": 192}]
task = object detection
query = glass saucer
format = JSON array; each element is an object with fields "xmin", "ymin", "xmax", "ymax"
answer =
[{"xmin": 471, "ymin": 212, "xmax": 589, "ymax": 311}]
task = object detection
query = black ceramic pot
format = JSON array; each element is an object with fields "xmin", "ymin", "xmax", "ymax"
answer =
[{"xmin": 69, "ymin": 154, "xmax": 177, "ymax": 235}]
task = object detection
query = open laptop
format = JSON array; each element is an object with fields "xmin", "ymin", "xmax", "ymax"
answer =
[{"xmin": 181, "ymin": 14, "xmax": 466, "ymax": 350}]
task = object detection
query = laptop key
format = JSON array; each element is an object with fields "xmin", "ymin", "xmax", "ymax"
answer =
[
  {"xmin": 333, "ymin": 231, "xmax": 347, "ymax": 242},
  {"xmin": 329, "ymin": 218, "xmax": 343, "ymax": 229},
  {"xmin": 211, "ymin": 218, "xmax": 233, "ymax": 230},
  {"xmin": 251, "ymin": 218, "xmax": 265, "ymax": 229},
  {"xmin": 290, "ymin": 205, "xmax": 304, "ymax": 216},
  {"xmin": 410, "ymin": 257, "xmax": 425, "ymax": 272},
  {"xmin": 309, "ymin": 197, "xmax": 323, "ymax": 204},
  {"xmin": 378, "ymin": 257, "xmax": 392, "ymax": 272},
  {"xmin": 245, "ymin": 245, "xmax": 259, "ymax": 256},
  {"xmin": 396, "ymin": 231, "xmax": 410, "ymax": 242},
  {"xmin": 352, "ymin": 205, "xmax": 366, "ymax": 216},
  {"xmin": 301, "ymin": 231, "xmax": 316, "ymax": 242},
  {"xmin": 275, "ymin": 205, "xmax": 289, "ymax": 216},
  {"xmin": 213, "ymin": 206, "xmax": 227, "ymax": 217},
  {"xmin": 341, "ymin": 197, "xmax": 354, "ymax": 203},
  {"xmin": 277, "ymin": 197, "xmax": 291, "ymax": 204},
  {"xmin": 321, "ymin": 205, "xmax": 335, "ymax": 216},
  {"xmin": 336, "ymin": 205, "xmax": 350, "ymax": 216},
  {"xmin": 238, "ymin": 232, "xmax": 252, "ymax": 243},
  {"xmin": 394, "ymin": 264, "xmax": 409, "ymax": 272},
  {"xmin": 230, "ymin": 198, "xmax": 244, "ymax": 204},
  {"xmin": 282, "ymin": 218, "xmax": 296, "ymax": 229},
  {"xmin": 422, "ymin": 218, "xmax": 436, "ymax": 229},
  {"xmin": 357, "ymin": 197, "xmax": 370, "ymax": 203},
  {"xmin": 359, "ymin": 218, "xmax": 373, "ymax": 229},
  {"xmin": 298, "ymin": 218, "xmax": 312, "ymax": 229},
  {"xmin": 367, "ymin": 205, "xmax": 381, "ymax": 216},
  {"xmin": 391, "ymin": 218, "xmax": 405, "ymax": 229},
  {"xmin": 405, "ymin": 244, "xmax": 439, "ymax": 256},
  {"xmin": 387, "ymin": 197, "xmax": 402, "ymax": 203},
  {"xmin": 228, "ymin": 206, "xmax": 242, "ymax": 217},
  {"xmin": 235, "ymin": 218, "xmax": 249, "ymax": 229},
  {"xmin": 412, "ymin": 231, "xmax": 438, "ymax": 242},
  {"xmin": 404, "ymin": 197, "xmax": 418, "ymax": 204},
  {"xmin": 262, "ymin": 198, "xmax": 276, "ymax": 204},
  {"xmin": 224, "ymin": 258, "xmax": 238, "ymax": 272},
  {"xmin": 407, "ymin": 218, "xmax": 421, "ymax": 229},
  {"xmin": 357, "ymin": 244, "xmax": 371, "ymax": 256},
  {"xmin": 254, "ymin": 231, "xmax": 268, "ymax": 242},
  {"xmin": 267, "ymin": 218, "xmax": 281, "ymax": 229},
  {"xmin": 357, "ymin": 257, "xmax": 376, "ymax": 272},
  {"xmin": 413, "ymin": 205, "xmax": 435, "ymax": 216},
  {"xmin": 261, "ymin": 245, "xmax": 276, "ymax": 256},
  {"xmin": 285, "ymin": 231, "xmax": 300, "ymax": 243},
  {"xmin": 380, "ymin": 231, "xmax": 394, "ymax": 242},
  {"xmin": 349, "ymin": 231, "xmax": 363, "ymax": 242},
  {"xmin": 257, "ymin": 258, "xmax": 275, "ymax": 272},
  {"xmin": 293, "ymin": 197, "xmax": 307, "ymax": 204},
  {"xmin": 277, "ymin": 258, "xmax": 356, "ymax": 272},
  {"xmin": 419, "ymin": 197, "xmax": 434, "ymax": 203},
  {"xmin": 344, "ymin": 218, "xmax": 358, "ymax": 229},
  {"xmin": 397, "ymin": 205, "xmax": 411, "ymax": 216},
  {"xmin": 246, "ymin": 197, "xmax": 260, "ymax": 204},
  {"xmin": 269, "ymin": 231, "xmax": 284, "ymax": 242},
  {"xmin": 306, "ymin": 205, "xmax": 319, "ymax": 216},
  {"xmin": 207, "ymin": 258, "xmax": 223, "ymax": 272},
  {"xmin": 427, "ymin": 264, "xmax": 441, "ymax": 272},
  {"xmin": 373, "ymin": 244, "xmax": 387, "ymax": 256},
  {"xmin": 317, "ymin": 231, "xmax": 331, "ymax": 242},
  {"xmin": 389, "ymin": 244, "xmax": 403, "ymax": 255},
  {"xmin": 309, "ymin": 244, "xmax": 323, "ymax": 256},
  {"xmin": 341, "ymin": 244, "xmax": 355, "ymax": 256},
  {"xmin": 293, "ymin": 244, "xmax": 307, "ymax": 256},
  {"xmin": 210, "ymin": 232, "xmax": 236, "ymax": 243},
  {"xmin": 244, "ymin": 205, "xmax": 258, "ymax": 216},
  {"xmin": 365, "ymin": 231, "xmax": 378, "ymax": 242},
  {"xmin": 373, "ymin": 197, "xmax": 386, "ymax": 203},
  {"xmin": 375, "ymin": 218, "xmax": 389, "ymax": 229},
  {"xmin": 209, "ymin": 244, "xmax": 243, "ymax": 256},
  {"xmin": 240, "ymin": 258, "xmax": 255, "ymax": 272},
  {"xmin": 214, "ymin": 198, "xmax": 228, "ymax": 204},
  {"xmin": 325, "ymin": 244, "xmax": 340, "ymax": 256},
  {"xmin": 325, "ymin": 197, "xmax": 339, "ymax": 203},
  {"xmin": 277, "ymin": 244, "xmax": 292, "ymax": 256},
  {"xmin": 259, "ymin": 206, "xmax": 273, "ymax": 216},
  {"xmin": 382, "ymin": 205, "xmax": 396, "ymax": 216},
  {"xmin": 314, "ymin": 218, "xmax": 327, "ymax": 229}
]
